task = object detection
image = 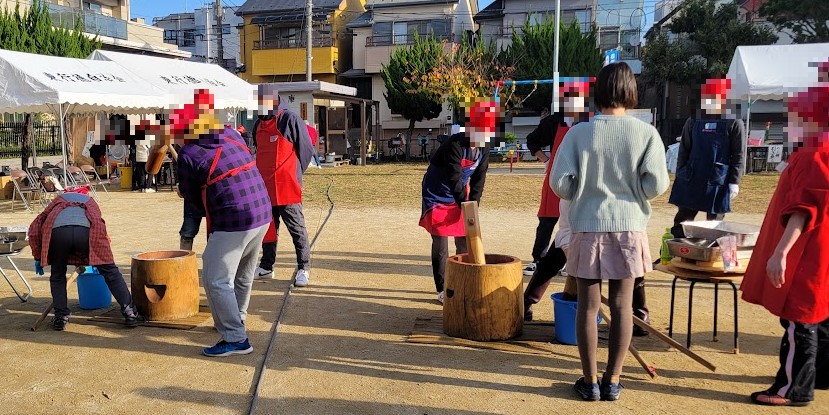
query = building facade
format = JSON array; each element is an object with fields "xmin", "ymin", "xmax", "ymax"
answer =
[
  {"xmin": 234, "ymin": 0, "xmax": 366, "ymax": 84},
  {"xmin": 344, "ymin": 0, "xmax": 477, "ymax": 138},
  {"xmin": 154, "ymin": 6, "xmax": 243, "ymax": 70},
  {"xmin": 475, "ymin": 0, "xmax": 643, "ymax": 72},
  {"xmin": 0, "ymin": 0, "xmax": 190, "ymax": 58}
]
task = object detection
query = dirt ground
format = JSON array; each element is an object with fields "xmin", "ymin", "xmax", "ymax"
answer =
[{"xmin": 0, "ymin": 163, "xmax": 825, "ymax": 415}]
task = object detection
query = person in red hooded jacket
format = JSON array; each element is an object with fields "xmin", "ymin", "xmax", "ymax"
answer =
[
  {"xmin": 252, "ymin": 84, "xmax": 316, "ymax": 286},
  {"xmin": 741, "ymin": 85, "xmax": 829, "ymax": 407}
]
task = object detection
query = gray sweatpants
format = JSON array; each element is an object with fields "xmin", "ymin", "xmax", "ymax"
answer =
[{"xmin": 202, "ymin": 223, "xmax": 268, "ymax": 343}]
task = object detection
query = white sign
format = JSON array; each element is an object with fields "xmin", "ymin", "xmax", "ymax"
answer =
[
  {"xmin": 767, "ymin": 145, "xmax": 784, "ymax": 163},
  {"xmin": 82, "ymin": 131, "xmax": 95, "ymax": 157},
  {"xmin": 627, "ymin": 109, "xmax": 654, "ymax": 125}
]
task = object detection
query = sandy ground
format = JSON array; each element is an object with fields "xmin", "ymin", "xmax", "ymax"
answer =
[{"xmin": 0, "ymin": 169, "xmax": 826, "ymax": 415}]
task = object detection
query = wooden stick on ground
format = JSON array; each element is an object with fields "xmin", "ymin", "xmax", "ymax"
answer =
[
  {"xmin": 600, "ymin": 295, "xmax": 716, "ymax": 372},
  {"xmin": 31, "ymin": 266, "xmax": 82, "ymax": 331},
  {"xmin": 597, "ymin": 306, "xmax": 657, "ymax": 379},
  {"xmin": 461, "ymin": 201, "xmax": 486, "ymax": 265}
]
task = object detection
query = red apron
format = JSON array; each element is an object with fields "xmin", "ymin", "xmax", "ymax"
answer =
[
  {"xmin": 538, "ymin": 125, "xmax": 570, "ymax": 217},
  {"xmin": 201, "ymin": 136, "xmax": 257, "ymax": 237}
]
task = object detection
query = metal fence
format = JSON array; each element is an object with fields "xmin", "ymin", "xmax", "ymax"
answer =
[{"xmin": 0, "ymin": 122, "xmax": 63, "ymax": 159}]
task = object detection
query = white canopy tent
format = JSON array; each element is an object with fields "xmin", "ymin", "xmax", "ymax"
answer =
[
  {"xmin": 727, "ymin": 43, "xmax": 829, "ymax": 128},
  {"xmin": 88, "ymin": 50, "xmax": 257, "ymax": 121},
  {"xmin": 0, "ymin": 49, "xmax": 169, "ymax": 181}
]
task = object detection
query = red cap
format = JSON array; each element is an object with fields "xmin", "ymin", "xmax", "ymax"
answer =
[
  {"xmin": 194, "ymin": 88, "xmax": 214, "ymax": 109},
  {"xmin": 788, "ymin": 86, "xmax": 829, "ymax": 126},
  {"xmin": 561, "ymin": 81, "xmax": 590, "ymax": 95},
  {"xmin": 468, "ymin": 100, "xmax": 498, "ymax": 132},
  {"xmin": 701, "ymin": 78, "xmax": 731, "ymax": 99},
  {"xmin": 170, "ymin": 104, "xmax": 196, "ymax": 136}
]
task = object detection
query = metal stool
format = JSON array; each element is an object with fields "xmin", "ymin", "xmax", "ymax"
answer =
[
  {"xmin": 1, "ymin": 252, "xmax": 32, "ymax": 302},
  {"xmin": 667, "ymin": 272, "xmax": 742, "ymax": 354}
]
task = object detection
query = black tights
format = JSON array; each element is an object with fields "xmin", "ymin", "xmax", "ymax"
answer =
[{"xmin": 576, "ymin": 278, "xmax": 635, "ymax": 382}]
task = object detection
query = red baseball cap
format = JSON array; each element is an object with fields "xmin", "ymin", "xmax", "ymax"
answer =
[
  {"xmin": 468, "ymin": 100, "xmax": 498, "ymax": 132},
  {"xmin": 701, "ymin": 78, "xmax": 731, "ymax": 99}
]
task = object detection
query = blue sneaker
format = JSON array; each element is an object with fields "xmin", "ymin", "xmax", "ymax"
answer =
[
  {"xmin": 600, "ymin": 380, "xmax": 624, "ymax": 401},
  {"xmin": 203, "ymin": 338, "xmax": 253, "ymax": 357},
  {"xmin": 574, "ymin": 377, "xmax": 600, "ymax": 401}
]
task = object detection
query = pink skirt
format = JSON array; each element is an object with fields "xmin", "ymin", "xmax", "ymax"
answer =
[{"xmin": 566, "ymin": 231, "xmax": 652, "ymax": 280}]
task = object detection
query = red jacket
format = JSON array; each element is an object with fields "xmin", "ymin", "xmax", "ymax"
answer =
[
  {"xmin": 741, "ymin": 140, "xmax": 829, "ymax": 324},
  {"xmin": 254, "ymin": 101, "xmax": 315, "ymax": 206},
  {"xmin": 29, "ymin": 195, "xmax": 114, "ymax": 267}
]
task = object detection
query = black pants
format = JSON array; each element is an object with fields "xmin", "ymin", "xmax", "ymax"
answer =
[
  {"xmin": 132, "ymin": 162, "xmax": 149, "ymax": 190},
  {"xmin": 769, "ymin": 317, "xmax": 829, "ymax": 402},
  {"xmin": 431, "ymin": 236, "xmax": 468, "ymax": 293},
  {"xmin": 259, "ymin": 204, "xmax": 311, "ymax": 271},
  {"xmin": 48, "ymin": 226, "xmax": 132, "ymax": 318},
  {"xmin": 179, "ymin": 202, "xmax": 203, "ymax": 240},
  {"xmin": 671, "ymin": 207, "xmax": 725, "ymax": 238},
  {"xmin": 531, "ymin": 217, "xmax": 558, "ymax": 262},
  {"xmin": 633, "ymin": 276, "xmax": 649, "ymax": 321},
  {"xmin": 524, "ymin": 246, "xmax": 566, "ymax": 307}
]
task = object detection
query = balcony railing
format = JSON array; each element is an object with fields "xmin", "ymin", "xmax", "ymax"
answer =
[
  {"xmin": 254, "ymin": 36, "xmax": 335, "ymax": 50},
  {"xmin": 366, "ymin": 33, "xmax": 453, "ymax": 47},
  {"xmin": 48, "ymin": 4, "xmax": 128, "ymax": 40}
]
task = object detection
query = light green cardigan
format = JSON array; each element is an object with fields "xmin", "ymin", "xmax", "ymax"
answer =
[{"xmin": 550, "ymin": 115, "xmax": 670, "ymax": 233}]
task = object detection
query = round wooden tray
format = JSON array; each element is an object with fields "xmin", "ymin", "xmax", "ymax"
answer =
[{"xmin": 670, "ymin": 257, "xmax": 748, "ymax": 274}]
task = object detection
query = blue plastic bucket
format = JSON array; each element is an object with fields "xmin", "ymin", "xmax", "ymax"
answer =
[
  {"xmin": 77, "ymin": 267, "xmax": 113, "ymax": 310},
  {"xmin": 551, "ymin": 292, "xmax": 602, "ymax": 345}
]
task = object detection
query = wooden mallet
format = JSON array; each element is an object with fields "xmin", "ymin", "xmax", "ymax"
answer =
[{"xmin": 461, "ymin": 201, "xmax": 486, "ymax": 265}]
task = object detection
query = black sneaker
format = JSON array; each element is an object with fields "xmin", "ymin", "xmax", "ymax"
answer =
[
  {"xmin": 573, "ymin": 377, "xmax": 600, "ymax": 401},
  {"xmin": 51, "ymin": 316, "xmax": 69, "ymax": 331},
  {"xmin": 122, "ymin": 304, "xmax": 146, "ymax": 327},
  {"xmin": 600, "ymin": 380, "xmax": 624, "ymax": 401},
  {"xmin": 633, "ymin": 324, "xmax": 649, "ymax": 337}
]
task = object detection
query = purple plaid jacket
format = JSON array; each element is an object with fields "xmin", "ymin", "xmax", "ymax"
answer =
[{"xmin": 178, "ymin": 127, "xmax": 272, "ymax": 233}]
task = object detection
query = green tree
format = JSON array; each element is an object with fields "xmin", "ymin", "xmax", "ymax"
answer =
[
  {"xmin": 0, "ymin": 0, "xmax": 101, "ymax": 169},
  {"xmin": 668, "ymin": 0, "xmax": 777, "ymax": 76},
  {"xmin": 502, "ymin": 17, "xmax": 603, "ymax": 112},
  {"xmin": 760, "ymin": 0, "xmax": 829, "ymax": 43},
  {"xmin": 380, "ymin": 34, "xmax": 444, "ymax": 159}
]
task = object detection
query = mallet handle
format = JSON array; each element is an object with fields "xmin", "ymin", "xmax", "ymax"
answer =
[{"xmin": 461, "ymin": 201, "xmax": 486, "ymax": 265}]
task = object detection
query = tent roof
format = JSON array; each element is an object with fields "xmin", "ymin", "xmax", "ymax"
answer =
[
  {"xmin": 0, "ymin": 48, "xmax": 168, "ymax": 114},
  {"xmin": 727, "ymin": 43, "xmax": 829, "ymax": 100},
  {"xmin": 88, "ymin": 50, "xmax": 256, "ymax": 111}
]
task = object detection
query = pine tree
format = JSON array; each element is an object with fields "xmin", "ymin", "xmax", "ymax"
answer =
[{"xmin": 0, "ymin": 0, "xmax": 102, "ymax": 169}]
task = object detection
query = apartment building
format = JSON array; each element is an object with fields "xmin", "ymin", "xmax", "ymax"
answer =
[
  {"xmin": 234, "ymin": 0, "xmax": 366, "ymax": 84},
  {"xmin": 475, "ymin": 0, "xmax": 643, "ymax": 72},
  {"xmin": 344, "ymin": 0, "xmax": 477, "ymax": 137},
  {"xmin": 154, "ymin": 6, "xmax": 243, "ymax": 70},
  {"xmin": 0, "ymin": 0, "xmax": 190, "ymax": 58}
]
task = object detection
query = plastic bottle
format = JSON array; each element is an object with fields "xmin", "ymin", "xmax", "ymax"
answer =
[{"xmin": 660, "ymin": 228, "xmax": 674, "ymax": 265}]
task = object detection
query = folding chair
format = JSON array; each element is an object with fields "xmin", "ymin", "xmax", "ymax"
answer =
[
  {"xmin": 9, "ymin": 170, "xmax": 38, "ymax": 212},
  {"xmin": 81, "ymin": 164, "xmax": 110, "ymax": 197},
  {"xmin": 35, "ymin": 169, "xmax": 64, "ymax": 207},
  {"xmin": 67, "ymin": 166, "xmax": 97, "ymax": 201}
]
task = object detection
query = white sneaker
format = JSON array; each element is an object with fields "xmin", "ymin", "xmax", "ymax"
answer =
[
  {"xmin": 523, "ymin": 262, "xmax": 537, "ymax": 276},
  {"xmin": 294, "ymin": 269, "xmax": 310, "ymax": 287},
  {"xmin": 437, "ymin": 292, "xmax": 445, "ymax": 304},
  {"xmin": 254, "ymin": 267, "xmax": 273, "ymax": 280},
  {"xmin": 144, "ymin": 188, "xmax": 156, "ymax": 193}
]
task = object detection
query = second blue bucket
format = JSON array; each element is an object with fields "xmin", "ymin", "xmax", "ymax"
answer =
[
  {"xmin": 551, "ymin": 292, "xmax": 602, "ymax": 345},
  {"xmin": 77, "ymin": 267, "xmax": 113, "ymax": 310}
]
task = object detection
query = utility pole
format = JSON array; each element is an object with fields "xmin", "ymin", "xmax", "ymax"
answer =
[
  {"xmin": 215, "ymin": 0, "xmax": 224, "ymax": 69},
  {"xmin": 305, "ymin": 0, "xmax": 313, "ymax": 82},
  {"xmin": 205, "ymin": 6, "xmax": 210, "ymax": 63}
]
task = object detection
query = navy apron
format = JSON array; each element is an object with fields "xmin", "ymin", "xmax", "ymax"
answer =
[{"xmin": 668, "ymin": 119, "xmax": 733, "ymax": 214}]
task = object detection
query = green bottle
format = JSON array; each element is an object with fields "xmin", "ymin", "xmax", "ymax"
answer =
[{"xmin": 660, "ymin": 228, "xmax": 674, "ymax": 265}]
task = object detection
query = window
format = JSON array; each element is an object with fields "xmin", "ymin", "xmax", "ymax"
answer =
[
  {"xmin": 393, "ymin": 22, "xmax": 407, "ymax": 44},
  {"xmin": 83, "ymin": 1, "xmax": 102, "ymax": 13},
  {"xmin": 221, "ymin": 24, "xmax": 231, "ymax": 35},
  {"xmin": 182, "ymin": 30, "xmax": 196, "ymax": 47},
  {"xmin": 528, "ymin": 12, "xmax": 547, "ymax": 27}
]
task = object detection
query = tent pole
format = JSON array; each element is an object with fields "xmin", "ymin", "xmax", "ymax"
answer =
[
  {"xmin": 745, "ymin": 95, "xmax": 752, "ymax": 175},
  {"xmin": 32, "ymin": 113, "xmax": 38, "ymax": 168},
  {"xmin": 59, "ymin": 104, "xmax": 69, "ymax": 184},
  {"xmin": 552, "ymin": 0, "xmax": 561, "ymax": 115}
]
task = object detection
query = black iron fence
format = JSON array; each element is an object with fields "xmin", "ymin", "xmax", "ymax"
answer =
[{"xmin": 0, "ymin": 122, "xmax": 63, "ymax": 159}]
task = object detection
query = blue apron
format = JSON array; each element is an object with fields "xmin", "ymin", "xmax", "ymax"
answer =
[{"xmin": 668, "ymin": 119, "xmax": 733, "ymax": 214}]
